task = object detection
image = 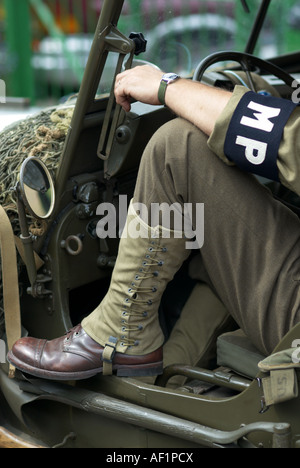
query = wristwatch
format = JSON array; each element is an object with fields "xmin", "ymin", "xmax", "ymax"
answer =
[{"xmin": 158, "ymin": 73, "xmax": 180, "ymax": 105}]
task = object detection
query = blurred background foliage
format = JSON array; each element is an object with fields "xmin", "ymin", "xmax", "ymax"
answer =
[{"xmin": 0, "ymin": 0, "xmax": 299, "ymax": 106}]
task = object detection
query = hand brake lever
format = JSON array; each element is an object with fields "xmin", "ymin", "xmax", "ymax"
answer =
[{"xmin": 97, "ymin": 27, "xmax": 136, "ymax": 166}]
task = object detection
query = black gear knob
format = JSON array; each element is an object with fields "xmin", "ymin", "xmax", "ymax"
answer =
[{"xmin": 129, "ymin": 32, "xmax": 147, "ymax": 56}]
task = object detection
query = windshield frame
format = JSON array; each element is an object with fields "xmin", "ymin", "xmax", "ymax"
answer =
[{"xmin": 245, "ymin": 0, "xmax": 272, "ymax": 54}]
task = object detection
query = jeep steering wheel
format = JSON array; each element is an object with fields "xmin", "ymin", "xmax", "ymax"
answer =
[{"xmin": 193, "ymin": 51, "xmax": 295, "ymax": 92}]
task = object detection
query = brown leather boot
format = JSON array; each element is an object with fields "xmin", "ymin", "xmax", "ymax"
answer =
[{"xmin": 7, "ymin": 324, "xmax": 163, "ymax": 380}]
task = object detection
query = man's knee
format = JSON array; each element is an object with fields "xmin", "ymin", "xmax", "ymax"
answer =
[
  {"xmin": 134, "ymin": 117, "xmax": 211, "ymax": 208},
  {"xmin": 154, "ymin": 117, "xmax": 205, "ymax": 145},
  {"xmin": 144, "ymin": 117, "xmax": 208, "ymax": 167}
]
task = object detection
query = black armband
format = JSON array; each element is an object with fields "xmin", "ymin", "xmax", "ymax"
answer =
[{"xmin": 224, "ymin": 91, "xmax": 297, "ymax": 181}]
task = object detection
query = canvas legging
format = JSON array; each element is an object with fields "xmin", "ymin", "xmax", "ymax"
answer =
[{"xmin": 133, "ymin": 117, "xmax": 300, "ymax": 355}]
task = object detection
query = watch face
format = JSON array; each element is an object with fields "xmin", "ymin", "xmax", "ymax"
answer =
[{"xmin": 163, "ymin": 73, "xmax": 179, "ymax": 83}]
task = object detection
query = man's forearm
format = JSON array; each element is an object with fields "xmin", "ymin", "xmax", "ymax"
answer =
[{"xmin": 164, "ymin": 78, "xmax": 232, "ymax": 136}]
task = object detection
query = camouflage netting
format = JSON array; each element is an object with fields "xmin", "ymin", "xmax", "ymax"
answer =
[{"xmin": 0, "ymin": 105, "xmax": 74, "ymax": 333}]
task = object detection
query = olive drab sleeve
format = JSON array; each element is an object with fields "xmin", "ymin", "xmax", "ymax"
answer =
[{"xmin": 208, "ymin": 85, "xmax": 300, "ymax": 196}]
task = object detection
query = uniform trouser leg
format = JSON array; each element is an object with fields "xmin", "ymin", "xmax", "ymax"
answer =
[{"xmin": 134, "ymin": 117, "xmax": 300, "ymax": 356}]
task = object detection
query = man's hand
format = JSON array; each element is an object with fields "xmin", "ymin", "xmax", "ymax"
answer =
[{"xmin": 115, "ymin": 65, "xmax": 164, "ymax": 112}]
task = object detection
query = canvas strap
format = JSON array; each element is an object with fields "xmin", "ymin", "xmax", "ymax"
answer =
[
  {"xmin": 262, "ymin": 369, "xmax": 298, "ymax": 407},
  {"xmin": 0, "ymin": 206, "xmax": 21, "ymax": 378},
  {"xmin": 102, "ymin": 336, "xmax": 117, "ymax": 376}
]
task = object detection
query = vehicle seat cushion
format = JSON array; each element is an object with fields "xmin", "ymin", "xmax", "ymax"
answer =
[{"xmin": 217, "ymin": 329, "xmax": 266, "ymax": 379}]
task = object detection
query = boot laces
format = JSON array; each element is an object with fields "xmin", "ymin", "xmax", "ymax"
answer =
[{"xmin": 120, "ymin": 244, "xmax": 167, "ymax": 348}]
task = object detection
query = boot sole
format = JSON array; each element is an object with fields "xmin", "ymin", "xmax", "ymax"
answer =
[{"xmin": 7, "ymin": 351, "xmax": 163, "ymax": 381}]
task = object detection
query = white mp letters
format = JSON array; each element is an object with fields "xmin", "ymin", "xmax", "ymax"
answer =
[{"xmin": 235, "ymin": 101, "xmax": 281, "ymax": 165}]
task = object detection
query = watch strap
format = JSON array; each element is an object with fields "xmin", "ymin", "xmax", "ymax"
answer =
[
  {"xmin": 158, "ymin": 79, "xmax": 168, "ymax": 105},
  {"xmin": 158, "ymin": 74, "xmax": 180, "ymax": 105}
]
